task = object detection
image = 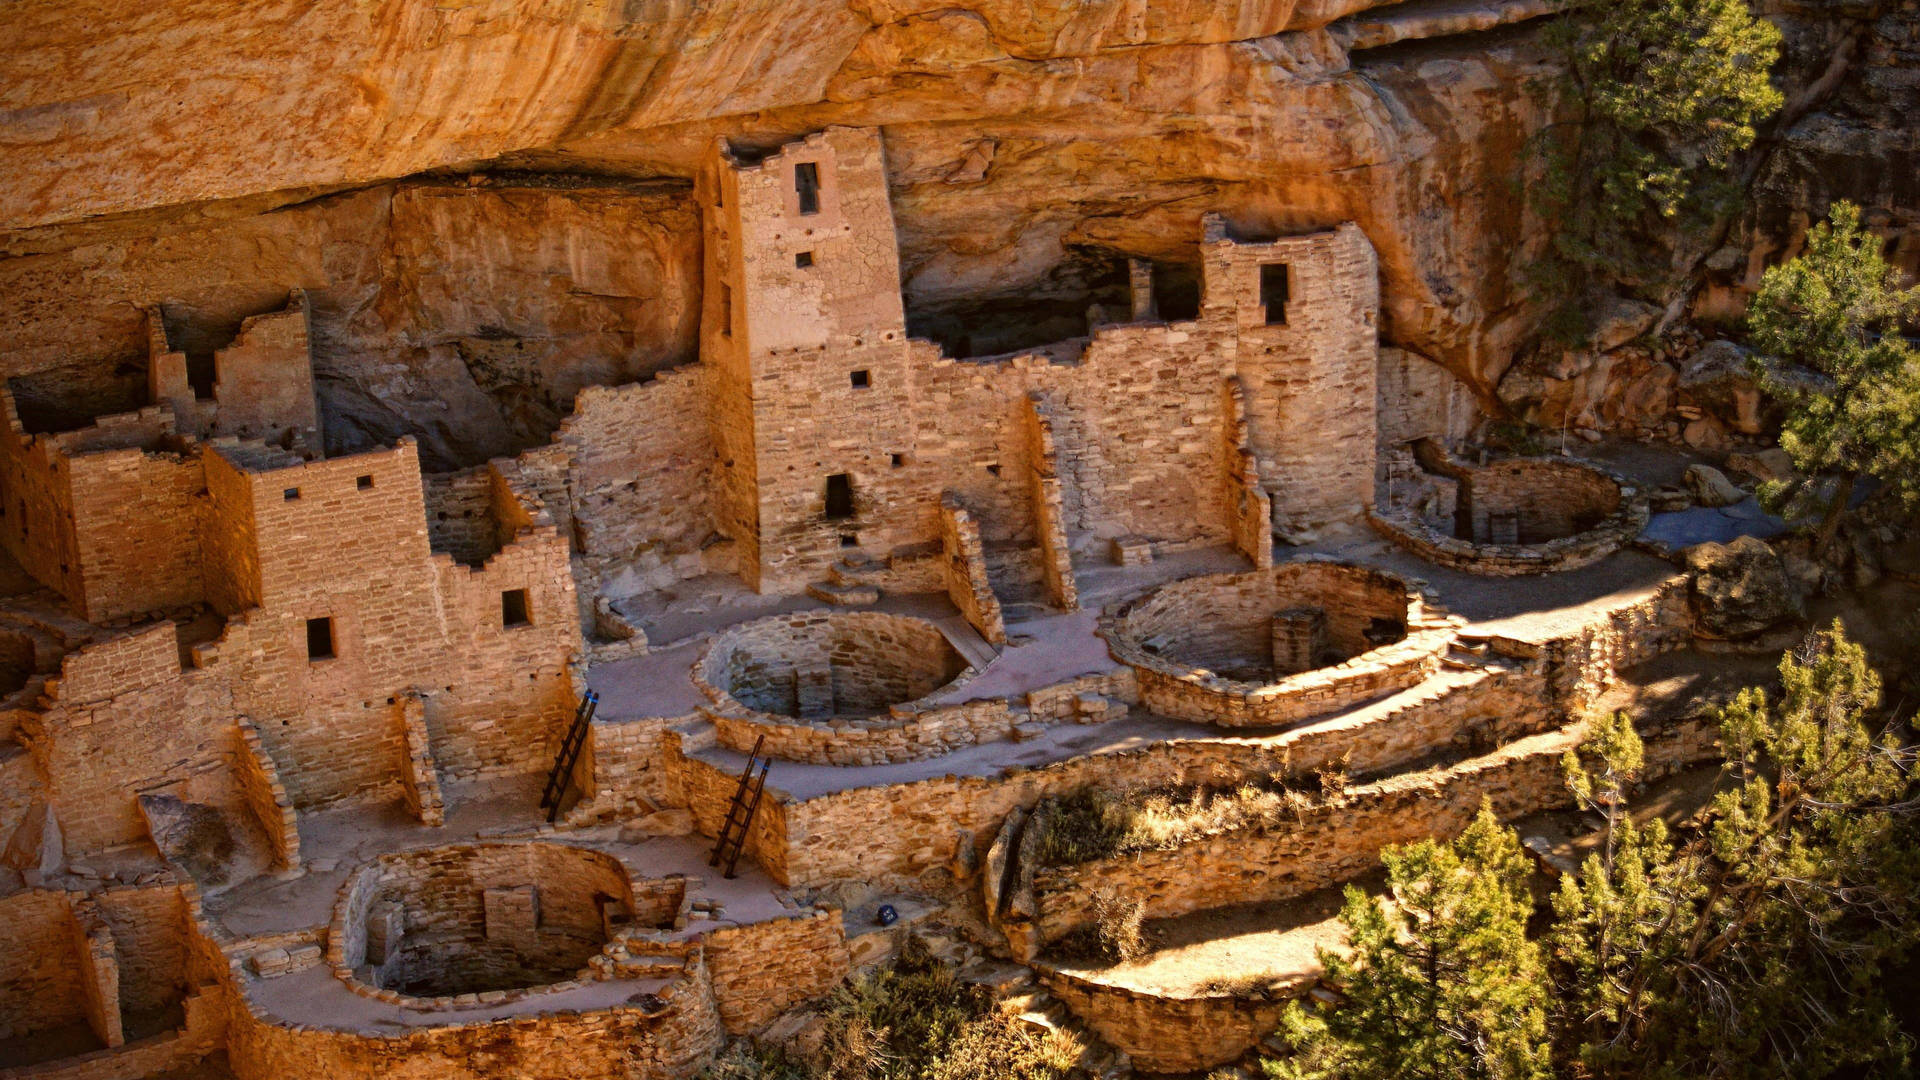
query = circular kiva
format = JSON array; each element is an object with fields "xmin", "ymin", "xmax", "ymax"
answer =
[
  {"xmin": 1102, "ymin": 560, "xmax": 1454, "ymax": 728},
  {"xmin": 693, "ymin": 611, "xmax": 979, "ymax": 765},
  {"xmin": 1368, "ymin": 457, "xmax": 1649, "ymax": 576},
  {"xmin": 329, "ymin": 842, "xmax": 638, "ymax": 1007}
]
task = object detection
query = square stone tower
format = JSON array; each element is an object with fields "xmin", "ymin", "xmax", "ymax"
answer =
[{"xmin": 700, "ymin": 127, "xmax": 920, "ymax": 591}]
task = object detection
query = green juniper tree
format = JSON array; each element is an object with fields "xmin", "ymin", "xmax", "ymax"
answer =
[
  {"xmin": 1551, "ymin": 622, "xmax": 1920, "ymax": 1078},
  {"xmin": 1532, "ymin": 0, "xmax": 1783, "ymax": 336},
  {"xmin": 1267, "ymin": 806, "xmax": 1551, "ymax": 1080},
  {"xmin": 1745, "ymin": 201, "xmax": 1920, "ymax": 550}
]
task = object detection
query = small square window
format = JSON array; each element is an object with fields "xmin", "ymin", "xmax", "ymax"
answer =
[
  {"xmin": 284, "ymin": 488, "xmax": 301, "ymax": 501},
  {"xmin": 795, "ymin": 251, "xmax": 814, "ymax": 268},
  {"xmin": 850, "ymin": 370, "xmax": 870, "ymax": 389},
  {"xmin": 356, "ymin": 475, "xmax": 375, "ymax": 490},
  {"xmin": 306, "ymin": 617, "xmax": 335, "ymax": 661},
  {"xmin": 986, "ymin": 464, "xmax": 1002, "ymax": 477},
  {"xmin": 890, "ymin": 453, "xmax": 905, "ymax": 468},
  {"xmin": 840, "ymin": 534, "xmax": 859, "ymax": 548},
  {"xmin": 502, "ymin": 589, "xmax": 531, "ymax": 628}
]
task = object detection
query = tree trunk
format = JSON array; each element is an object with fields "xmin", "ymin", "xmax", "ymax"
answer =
[{"xmin": 1814, "ymin": 473, "xmax": 1856, "ymax": 557}]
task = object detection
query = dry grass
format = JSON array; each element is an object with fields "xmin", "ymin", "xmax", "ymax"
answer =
[{"xmin": 1035, "ymin": 779, "xmax": 1331, "ymax": 868}]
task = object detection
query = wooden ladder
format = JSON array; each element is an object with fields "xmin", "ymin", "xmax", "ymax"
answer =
[
  {"xmin": 539, "ymin": 690, "xmax": 598, "ymax": 823},
  {"xmin": 709, "ymin": 735, "xmax": 771, "ymax": 879}
]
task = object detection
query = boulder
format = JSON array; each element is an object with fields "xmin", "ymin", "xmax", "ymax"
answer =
[
  {"xmin": 1726, "ymin": 448, "xmax": 1796, "ymax": 484},
  {"xmin": 1686, "ymin": 535, "xmax": 1803, "ymax": 640},
  {"xmin": 1679, "ymin": 341, "xmax": 1766, "ymax": 435},
  {"xmin": 1, "ymin": 801, "xmax": 64, "ymax": 878},
  {"xmin": 618, "ymin": 808, "xmax": 695, "ymax": 841},
  {"xmin": 1684, "ymin": 464, "xmax": 1746, "ymax": 508}
]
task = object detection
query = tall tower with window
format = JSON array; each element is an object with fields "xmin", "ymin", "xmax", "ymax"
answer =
[{"xmin": 700, "ymin": 127, "xmax": 920, "ymax": 591}]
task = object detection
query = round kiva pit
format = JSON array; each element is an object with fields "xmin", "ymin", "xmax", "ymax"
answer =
[
  {"xmin": 1369, "ymin": 457, "xmax": 1648, "ymax": 576},
  {"xmin": 331, "ymin": 843, "xmax": 640, "ymax": 1004},
  {"xmin": 696, "ymin": 611, "xmax": 968, "ymax": 721},
  {"xmin": 1103, "ymin": 560, "xmax": 1453, "ymax": 728}
]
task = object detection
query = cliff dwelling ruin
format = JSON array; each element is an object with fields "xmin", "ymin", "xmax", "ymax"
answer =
[{"xmin": 0, "ymin": 0, "xmax": 1916, "ymax": 1074}]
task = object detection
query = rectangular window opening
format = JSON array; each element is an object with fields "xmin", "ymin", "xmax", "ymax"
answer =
[
  {"xmin": 356, "ymin": 474, "xmax": 375, "ymax": 491},
  {"xmin": 502, "ymin": 588, "xmax": 531, "ymax": 628},
  {"xmin": 824, "ymin": 473, "xmax": 854, "ymax": 519},
  {"xmin": 794, "ymin": 162, "xmax": 821, "ymax": 216},
  {"xmin": 306, "ymin": 617, "xmax": 335, "ymax": 662},
  {"xmin": 1260, "ymin": 263, "xmax": 1290, "ymax": 326},
  {"xmin": 795, "ymin": 251, "xmax": 814, "ymax": 269},
  {"xmin": 890, "ymin": 453, "xmax": 905, "ymax": 469},
  {"xmin": 850, "ymin": 369, "xmax": 870, "ymax": 389},
  {"xmin": 283, "ymin": 487, "xmax": 301, "ymax": 501},
  {"xmin": 719, "ymin": 284, "xmax": 733, "ymax": 338}
]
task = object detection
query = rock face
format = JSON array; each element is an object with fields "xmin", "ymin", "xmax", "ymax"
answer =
[
  {"xmin": 1686, "ymin": 535, "xmax": 1804, "ymax": 641},
  {"xmin": 0, "ymin": 0, "xmax": 1911, "ymax": 463},
  {"xmin": 0, "ymin": 0, "xmax": 1564, "ymax": 425},
  {"xmin": 0, "ymin": 178, "xmax": 700, "ymax": 469}
]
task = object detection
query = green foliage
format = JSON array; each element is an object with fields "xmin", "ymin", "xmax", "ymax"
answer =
[
  {"xmin": 1267, "ymin": 805, "xmax": 1552, "ymax": 1080},
  {"xmin": 1531, "ymin": 0, "xmax": 1783, "ymax": 334},
  {"xmin": 1265, "ymin": 626, "xmax": 1920, "ymax": 1079},
  {"xmin": 1550, "ymin": 621, "xmax": 1920, "ymax": 1077},
  {"xmin": 701, "ymin": 941, "xmax": 1081, "ymax": 1080},
  {"xmin": 1746, "ymin": 201, "xmax": 1920, "ymax": 537}
]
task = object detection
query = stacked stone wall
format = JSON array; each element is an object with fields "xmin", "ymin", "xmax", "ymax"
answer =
[
  {"xmin": 231, "ymin": 721, "xmax": 301, "ymax": 869},
  {"xmin": 1022, "ymin": 393, "xmax": 1078, "ymax": 609},
  {"xmin": 330, "ymin": 843, "xmax": 635, "ymax": 1002},
  {"xmin": 938, "ymin": 494, "xmax": 1006, "ymax": 644},
  {"xmin": 194, "ymin": 440, "xmax": 580, "ymax": 806},
  {"xmin": 552, "ymin": 367, "xmax": 716, "ymax": 594},
  {"xmin": 1104, "ymin": 561, "xmax": 1454, "ymax": 728},
  {"xmin": 0, "ymin": 889, "xmax": 87, "ymax": 1040},
  {"xmin": 423, "ymin": 467, "xmax": 497, "ymax": 565},
  {"xmin": 703, "ymin": 909, "xmax": 849, "ymax": 1033},
  {"xmin": 1204, "ymin": 219, "xmax": 1378, "ymax": 539},
  {"xmin": 23, "ymin": 625, "xmax": 243, "ymax": 853},
  {"xmin": 1027, "ymin": 716, "xmax": 1720, "ymax": 947},
  {"xmin": 1038, "ymin": 966, "xmax": 1303, "ymax": 1075},
  {"xmin": 1369, "ymin": 457, "xmax": 1649, "ymax": 576},
  {"xmin": 763, "ymin": 663, "xmax": 1546, "ymax": 889}
]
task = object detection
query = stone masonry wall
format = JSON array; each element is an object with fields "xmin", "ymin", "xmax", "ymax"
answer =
[
  {"xmin": 194, "ymin": 439, "xmax": 581, "ymax": 806},
  {"xmin": 939, "ymin": 493, "xmax": 1006, "ymax": 645},
  {"xmin": 1204, "ymin": 218, "xmax": 1379, "ymax": 540},
  {"xmin": 702, "ymin": 909, "xmax": 849, "ymax": 1034},
  {"xmin": 551, "ymin": 366, "xmax": 716, "ymax": 596},
  {"xmin": 1023, "ymin": 392, "xmax": 1079, "ymax": 610},
  {"xmin": 21, "ymin": 625, "xmax": 244, "ymax": 853},
  {"xmin": 762, "ymin": 661, "xmax": 1548, "ymax": 889},
  {"xmin": 0, "ymin": 889, "xmax": 87, "ymax": 1040},
  {"xmin": 1222, "ymin": 377, "xmax": 1274, "ymax": 570},
  {"xmin": 1039, "ymin": 965, "xmax": 1301, "ymax": 1075},
  {"xmin": 1027, "ymin": 715, "xmax": 1721, "ymax": 947}
]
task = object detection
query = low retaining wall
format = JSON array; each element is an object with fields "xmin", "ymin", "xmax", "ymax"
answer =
[
  {"xmin": 1368, "ymin": 458, "xmax": 1649, "ymax": 576},
  {"xmin": 1103, "ymin": 559, "xmax": 1456, "ymax": 728},
  {"xmin": 1025, "ymin": 714, "xmax": 1720, "ymax": 949},
  {"xmin": 1038, "ymin": 966, "xmax": 1308, "ymax": 1074}
]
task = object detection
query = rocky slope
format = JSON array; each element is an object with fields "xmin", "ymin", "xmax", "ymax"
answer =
[{"xmin": 0, "ymin": 0, "xmax": 1910, "ymax": 465}]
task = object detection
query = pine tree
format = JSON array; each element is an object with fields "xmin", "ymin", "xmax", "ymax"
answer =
[
  {"xmin": 1532, "ymin": 0, "xmax": 1782, "ymax": 335},
  {"xmin": 1551, "ymin": 623, "xmax": 1920, "ymax": 1077},
  {"xmin": 1746, "ymin": 201, "xmax": 1920, "ymax": 550},
  {"xmin": 1267, "ymin": 806, "xmax": 1551, "ymax": 1080}
]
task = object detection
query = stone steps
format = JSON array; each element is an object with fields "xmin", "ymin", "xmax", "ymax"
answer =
[
  {"xmin": 805, "ymin": 580, "xmax": 880, "ymax": 606},
  {"xmin": 933, "ymin": 615, "xmax": 1000, "ymax": 670}
]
